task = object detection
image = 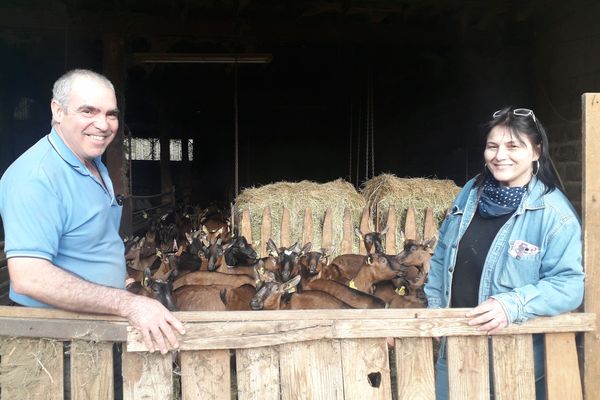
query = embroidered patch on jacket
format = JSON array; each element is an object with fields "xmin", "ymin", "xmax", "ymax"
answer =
[{"xmin": 508, "ymin": 240, "xmax": 540, "ymax": 258}]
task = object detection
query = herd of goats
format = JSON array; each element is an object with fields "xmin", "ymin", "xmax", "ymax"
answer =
[{"xmin": 125, "ymin": 206, "xmax": 437, "ymax": 311}]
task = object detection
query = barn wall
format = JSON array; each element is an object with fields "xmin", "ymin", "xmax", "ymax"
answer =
[{"xmin": 532, "ymin": 3, "xmax": 600, "ymax": 214}]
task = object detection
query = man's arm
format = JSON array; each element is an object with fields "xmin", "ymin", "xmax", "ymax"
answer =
[{"xmin": 8, "ymin": 257, "xmax": 185, "ymax": 354}]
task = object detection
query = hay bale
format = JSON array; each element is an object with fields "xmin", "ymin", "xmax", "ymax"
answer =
[
  {"xmin": 361, "ymin": 174, "xmax": 461, "ymax": 251},
  {"xmin": 234, "ymin": 179, "xmax": 365, "ymax": 256}
]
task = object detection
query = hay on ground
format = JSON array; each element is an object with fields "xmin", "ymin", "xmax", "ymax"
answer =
[
  {"xmin": 361, "ymin": 174, "xmax": 461, "ymax": 251},
  {"xmin": 234, "ymin": 179, "xmax": 366, "ymax": 256}
]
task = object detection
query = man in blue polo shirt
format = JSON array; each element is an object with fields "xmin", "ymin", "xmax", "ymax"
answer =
[{"xmin": 0, "ymin": 69, "xmax": 185, "ymax": 354}]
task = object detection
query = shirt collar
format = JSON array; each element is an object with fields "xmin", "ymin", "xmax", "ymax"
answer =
[{"xmin": 47, "ymin": 128, "xmax": 99, "ymax": 176}]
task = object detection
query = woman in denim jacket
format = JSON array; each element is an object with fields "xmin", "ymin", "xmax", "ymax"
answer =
[{"xmin": 424, "ymin": 107, "xmax": 584, "ymax": 400}]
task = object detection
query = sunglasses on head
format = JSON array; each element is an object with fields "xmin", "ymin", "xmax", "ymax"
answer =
[{"xmin": 493, "ymin": 108, "xmax": 537, "ymax": 123}]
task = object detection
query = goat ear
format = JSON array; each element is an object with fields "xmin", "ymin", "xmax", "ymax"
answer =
[
  {"xmin": 142, "ymin": 268, "xmax": 152, "ymax": 287},
  {"xmin": 322, "ymin": 246, "xmax": 336, "ymax": 258},
  {"xmin": 301, "ymin": 242, "xmax": 312, "ymax": 254},
  {"xmin": 354, "ymin": 228, "xmax": 363, "ymax": 239},
  {"xmin": 424, "ymin": 235, "xmax": 438, "ymax": 253},
  {"xmin": 267, "ymin": 239, "xmax": 279, "ymax": 254},
  {"xmin": 380, "ymin": 225, "xmax": 389, "ymax": 236},
  {"xmin": 185, "ymin": 232, "xmax": 193, "ymax": 244}
]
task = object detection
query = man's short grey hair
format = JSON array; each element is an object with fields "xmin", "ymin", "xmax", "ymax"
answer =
[{"xmin": 51, "ymin": 69, "xmax": 115, "ymax": 126}]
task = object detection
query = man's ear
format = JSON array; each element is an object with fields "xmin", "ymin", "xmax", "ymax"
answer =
[{"xmin": 51, "ymin": 100, "xmax": 65, "ymax": 124}]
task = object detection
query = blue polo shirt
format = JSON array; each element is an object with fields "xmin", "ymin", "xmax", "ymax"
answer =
[{"xmin": 0, "ymin": 128, "xmax": 125, "ymax": 307}]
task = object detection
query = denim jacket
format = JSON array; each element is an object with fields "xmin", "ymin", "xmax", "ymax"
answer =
[{"xmin": 424, "ymin": 176, "xmax": 584, "ymax": 324}]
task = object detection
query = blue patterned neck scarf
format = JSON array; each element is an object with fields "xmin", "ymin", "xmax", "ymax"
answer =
[{"xmin": 478, "ymin": 177, "xmax": 527, "ymax": 218}]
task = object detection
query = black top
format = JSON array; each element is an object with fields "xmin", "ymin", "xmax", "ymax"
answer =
[{"xmin": 451, "ymin": 210, "xmax": 512, "ymax": 308}]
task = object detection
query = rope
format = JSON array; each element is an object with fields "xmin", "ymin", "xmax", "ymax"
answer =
[
  {"xmin": 365, "ymin": 72, "xmax": 370, "ymax": 180},
  {"xmin": 234, "ymin": 62, "xmax": 239, "ymax": 197},
  {"xmin": 356, "ymin": 97, "xmax": 362, "ymax": 188},
  {"xmin": 370, "ymin": 69, "xmax": 375, "ymax": 179},
  {"xmin": 349, "ymin": 103, "xmax": 353, "ymax": 183}
]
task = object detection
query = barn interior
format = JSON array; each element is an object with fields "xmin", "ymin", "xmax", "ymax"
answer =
[{"xmin": 0, "ymin": 0, "xmax": 598, "ymax": 225}]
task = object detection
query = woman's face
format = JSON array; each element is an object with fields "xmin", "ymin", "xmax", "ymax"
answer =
[{"xmin": 484, "ymin": 125, "xmax": 540, "ymax": 187}]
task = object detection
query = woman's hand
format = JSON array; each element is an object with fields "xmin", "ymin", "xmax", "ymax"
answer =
[{"xmin": 465, "ymin": 298, "xmax": 508, "ymax": 334}]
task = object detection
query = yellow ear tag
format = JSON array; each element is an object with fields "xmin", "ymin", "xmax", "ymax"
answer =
[
  {"xmin": 395, "ymin": 286, "xmax": 406, "ymax": 296},
  {"xmin": 348, "ymin": 280, "xmax": 357, "ymax": 289},
  {"xmin": 156, "ymin": 250, "xmax": 162, "ymax": 258},
  {"xmin": 255, "ymin": 279, "xmax": 261, "ymax": 286},
  {"xmin": 259, "ymin": 266, "xmax": 265, "ymax": 274},
  {"xmin": 142, "ymin": 277, "xmax": 150, "ymax": 287},
  {"xmin": 286, "ymin": 287, "xmax": 297, "ymax": 294}
]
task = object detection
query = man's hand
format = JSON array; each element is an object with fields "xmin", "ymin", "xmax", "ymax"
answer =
[
  {"xmin": 120, "ymin": 296, "xmax": 186, "ymax": 354},
  {"xmin": 465, "ymin": 298, "xmax": 508, "ymax": 334}
]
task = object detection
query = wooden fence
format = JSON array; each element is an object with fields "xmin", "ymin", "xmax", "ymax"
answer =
[
  {"xmin": 238, "ymin": 205, "xmax": 437, "ymax": 257},
  {"xmin": 0, "ymin": 306, "xmax": 594, "ymax": 399}
]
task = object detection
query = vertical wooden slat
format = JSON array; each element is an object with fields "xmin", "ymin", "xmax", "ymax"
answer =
[
  {"xmin": 122, "ymin": 351, "xmax": 172, "ymax": 400},
  {"xmin": 280, "ymin": 207, "xmax": 291, "ymax": 248},
  {"xmin": 180, "ymin": 349, "xmax": 231, "ymax": 400},
  {"xmin": 491, "ymin": 335, "xmax": 535, "ymax": 400},
  {"xmin": 583, "ymin": 93, "xmax": 600, "ymax": 400},
  {"xmin": 394, "ymin": 337, "xmax": 435, "ymax": 400},
  {"xmin": 260, "ymin": 206, "xmax": 272, "ymax": 257},
  {"xmin": 0, "ymin": 338, "xmax": 64, "ymax": 399},
  {"xmin": 359, "ymin": 208, "xmax": 371, "ymax": 255},
  {"xmin": 340, "ymin": 338, "xmax": 392, "ymax": 400},
  {"xmin": 71, "ymin": 340, "xmax": 114, "ymax": 400},
  {"xmin": 423, "ymin": 207, "xmax": 436, "ymax": 241},
  {"xmin": 279, "ymin": 340, "xmax": 344, "ymax": 400},
  {"xmin": 302, "ymin": 208, "xmax": 313, "ymax": 247},
  {"xmin": 236, "ymin": 347, "xmax": 280, "ymax": 400},
  {"xmin": 240, "ymin": 209, "xmax": 252, "ymax": 244},
  {"xmin": 322, "ymin": 208, "xmax": 333, "ymax": 249},
  {"xmin": 384, "ymin": 207, "xmax": 397, "ymax": 255},
  {"xmin": 340, "ymin": 208, "xmax": 353, "ymax": 254},
  {"xmin": 546, "ymin": 333, "xmax": 583, "ymax": 400},
  {"xmin": 447, "ymin": 336, "xmax": 489, "ymax": 400},
  {"xmin": 404, "ymin": 207, "xmax": 417, "ymax": 241}
]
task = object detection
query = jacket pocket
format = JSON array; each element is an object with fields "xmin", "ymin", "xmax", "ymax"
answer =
[{"xmin": 499, "ymin": 256, "xmax": 541, "ymax": 288}]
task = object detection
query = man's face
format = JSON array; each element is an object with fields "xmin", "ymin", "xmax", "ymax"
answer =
[{"xmin": 51, "ymin": 76, "xmax": 119, "ymax": 163}]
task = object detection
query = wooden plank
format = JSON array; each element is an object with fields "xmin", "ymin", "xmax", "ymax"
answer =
[
  {"xmin": 240, "ymin": 209, "xmax": 253, "ymax": 244},
  {"xmin": 340, "ymin": 338, "xmax": 392, "ymax": 400},
  {"xmin": 260, "ymin": 206, "xmax": 272, "ymax": 257},
  {"xmin": 359, "ymin": 207, "xmax": 370, "ymax": 255},
  {"xmin": 423, "ymin": 207, "xmax": 436, "ymax": 241},
  {"xmin": 583, "ymin": 92, "xmax": 600, "ymax": 400},
  {"xmin": 122, "ymin": 351, "xmax": 172, "ymax": 400},
  {"xmin": 302, "ymin": 208, "xmax": 313, "ymax": 247},
  {"xmin": 340, "ymin": 208, "xmax": 353, "ymax": 254},
  {"xmin": 546, "ymin": 332, "xmax": 583, "ymax": 400},
  {"xmin": 394, "ymin": 337, "xmax": 435, "ymax": 400},
  {"xmin": 236, "ymin": 347, "xmax": 280, "ymax": 400},
  {"xmin": 322, "ymin": 208, "xmax": 333, "ymax": 249},
  {"xmin": 71, "ymin": 340, "xmax": 114, "ymax": 400},
  {"xmin": 447, "ymin": 336, "xmax": 489, "ymax": 400},
  {"xmin": 280, "ymin": 207, "xmax": 291, "ymax": 247},
  {"xmin": 384, "ymin": 207, "xmax": 397, "ymax": 254},
  {"xmin": 0, "ymin": 337, "xmax": 64, "ymax": 399},
  {"xmin": 404, "ymin": 207, "xmax": 417, "ymax": 241},
  {"xmin": 0, "ymin": 305, "xmax": 125, "ymax": 321},
  {"xmin": 279, "ymin": 339, "xmax": 344, "ymax": 400},
  {"xmin": 127, "ymin": 311, "xmax": 596, "ymax": 352},
  {"xmin": 491, "ymin": 335, "xmax": 535, "ymax": 400},
  {"xmin": 0, "ymin": 317, "xmax": 128, "ymax": 342},
  {"xmin": 180, "ymin": 349, "xmax": 231, "ymax": 400}
]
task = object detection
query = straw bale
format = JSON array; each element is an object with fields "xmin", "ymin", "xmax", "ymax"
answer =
[
  {"xmin": 361, "ymin": 174, "xmax": 461, "ymax": 251},
  {"xmin": 234, "ymin": 179, "xmax": 365, "ymax": 256}
]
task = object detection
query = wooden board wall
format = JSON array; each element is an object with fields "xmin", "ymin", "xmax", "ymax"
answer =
[{"xmin": 583, "ymin": 93, "xmax": 600, "ymax": 399}]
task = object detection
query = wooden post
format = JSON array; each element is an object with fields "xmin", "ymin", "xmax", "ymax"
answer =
[
  {"xmin": 340, "ymin": 208, "xmax": 353, "ymax": 254},
  {"xmin": 280, "ymin": 208, "xmax": 291, "ymax": 247},
  {"xmin": 404, "ymin": 207, "xmax": 417, "ymax": 241},
  {"xmin": 583, "ymin": 93, "xmax": 600, "ymax": 399},
  {"xmin": 385, "ymin": 207, "xmax": 397, "ymax": 254},
  {"xmin": 260, "ymin": 207, "xmax": 272, "ymax": 257},
  {"xmin": 322, "ymin": 208, "xmax": 333, "ymax": 249},
  {"xmin": 359, "ymin": 207, "xmax": 370, "ymax": 255},
  {"xmin": 302, "ymin": 208, "xmax": 313, "ymax": 247},
  {"xmin": 240, "ymin": 209, "xmax": 252, "ymax": 244}
]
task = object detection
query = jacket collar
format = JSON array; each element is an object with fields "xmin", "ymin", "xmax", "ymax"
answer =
[{"xmin": 518, "ymin": 177, "xmax": 546, "ymax": 212}]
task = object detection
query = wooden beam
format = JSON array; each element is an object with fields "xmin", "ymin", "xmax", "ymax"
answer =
[
  {"xmin": 404, "ymin": 207, "xmax": 417, "ymax": 241},
  {"xmin": 126, "ymin": 312, "xmax": 596, "ymax": 352},
  {"xmin": 260, "ymin": 206, "xmax": 272, "ymax": 257},
  {"xmin": 546, "ymin": 333, "xmax": 583, "ymax": 400},
  {"xmin": 340, "ymin": 208, "xmax": 353, "ymax": 254},
  {"xmin": 280, "ymin": 207, "xmax": 291, "ymax": 247},
  {"xmin": 322, "ymin": 208, "xmax": 333, "ymax": 249},
  {"xmin": 240, "ymin": 209, "xmax": 253, "ymax": 243},
  {"xmin": 302, "ymin": 208, "xmax": 313, "ymax": 247},
  {"xmin": 583, "ymin": 93, "xmax": 600, "ymax": 400},
  {"xmin": 385, "ymin": 207, "xmax": 397, "ymax": 254}
]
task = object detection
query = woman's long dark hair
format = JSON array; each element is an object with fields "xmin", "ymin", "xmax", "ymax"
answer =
[{"xmin": 475, "ymin": 106, "xmax": 561, "ymax": 194}]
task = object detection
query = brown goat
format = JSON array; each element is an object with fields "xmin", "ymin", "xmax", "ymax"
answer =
[
  {"xmin": 172, "ymin": 271, "xmax": 255, "ymax": 290},
  {"xmin": 303, "ymin": 278, "xmax": 386, "ymax": 309}
]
